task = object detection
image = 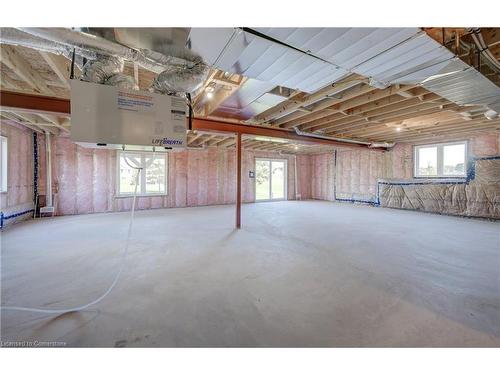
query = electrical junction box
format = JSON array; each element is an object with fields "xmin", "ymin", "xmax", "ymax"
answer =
[{"xmin": 70, "ymin": 80, "xmax": 187, "ymax": 151}]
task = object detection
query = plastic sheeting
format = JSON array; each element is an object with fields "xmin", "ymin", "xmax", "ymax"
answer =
[{"xmin": 379, "ymin": 157, "xmax": 500, "ymax": 219}]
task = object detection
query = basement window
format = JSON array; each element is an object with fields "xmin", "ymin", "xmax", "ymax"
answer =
[
  {"xmin": 117, "ymin": 151, "xmax": 168, "ymax": 197},
  {"xmin": 0, "ymin": 136, "xmax": 7, "ymax": 192},
  {"xmin": 414, "ymin": 141, "xmax": 467, "ymax": 178}
]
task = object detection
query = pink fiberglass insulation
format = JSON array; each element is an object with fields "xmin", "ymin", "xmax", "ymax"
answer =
[
  {"xmin": 296, "ymin": 155, "xmax": 312, "ymax": 199},
  {"xmin": 187, "ymin": 151, "xmax": 199, "ymax": 206},
  {"xmin": 333, "ymin": 149, "xmax": 388, "ymax": 201},
  {"xmin": 92, "ymin": 149, "xmax": 109, "ymax": 213},
  {"xmin": 387, "ymin": 144, "xmax": 413, "ymax": 179},
  {"xmin": 186, "ymin": 149, "xmax": 211, "ymax": 207},
  {"xmin": 470, "ymin": 133, "xmax": 500, "ymax": 156},
  {"xmin": 207, "ymin": 148, "xmax": 219, "ymax": 205},
  {"xmin": 1, "ymin": 122, "xmax": 33, "ymax": 211},
  {"xmin": 312, "ymin": 153, "xmax": 335, "ymax": 201},
  {"xmin": 223, "ymin": 150, "xmax": 236, "ymax": 204},
  {"xmin": 174, "ymin": 151, "xmax": 188, "ymax": 207},
  {"xmin": 76, "ymin": 146, "xmax": 94, "ymax": 214},
  {"xmin": 311, "ymin": 155, "xmax": 322, "ymax": 199},
  {"xmin": 198, "ymin": 151, "xmax": 209, "ymax": 206},
  {"xmin": 7, "ymin": 128, "xmax": 499, "ymax": 221},
  {"xmin": 54, "ymin": 137, "xmax": 77, "ymax": 214}
]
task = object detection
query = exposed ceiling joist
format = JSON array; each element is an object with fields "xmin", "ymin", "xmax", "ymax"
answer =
[
  {"xmin": 39, "ymin": 51, "xmax": 72, "ymax": 89},
  {"xmin": 0, "ymin": 45, "xmax": 56, "ymax": 95}
]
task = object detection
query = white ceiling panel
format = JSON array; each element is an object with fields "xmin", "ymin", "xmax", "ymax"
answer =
[
  {"xmin": 188, "ymin": 28, "xmax": 349, "ymax": 93},
  {"xmin": 189, "ymin": 27, "xmax": 500, "ymax": 116}
]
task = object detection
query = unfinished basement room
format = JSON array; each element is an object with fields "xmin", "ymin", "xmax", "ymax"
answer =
[{"xmin": 1, "ymin": 18, "xmax": 500, "ymax": 362}]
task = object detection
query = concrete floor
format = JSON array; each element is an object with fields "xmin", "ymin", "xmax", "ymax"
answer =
[{"xmin": 1, "ymin": 201, "xmax": 499, "ymax": 347}]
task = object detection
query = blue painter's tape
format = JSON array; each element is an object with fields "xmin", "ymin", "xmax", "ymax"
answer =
[{"xmin": 0, "ymin": 209, "xmax": 34, "ymax": 229}]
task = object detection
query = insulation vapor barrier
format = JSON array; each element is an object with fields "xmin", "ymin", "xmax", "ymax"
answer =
[{"xmin": 378, "ymin": 157, "xmax": 500, "ymax": 219}]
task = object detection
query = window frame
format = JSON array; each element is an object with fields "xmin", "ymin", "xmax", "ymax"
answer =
[
  {"xmin": 116, "ymin": 150, "xmax": 168, "ymax": 198},
  {"xmin": 413, "ymin": 140, "xmax": 468, "ymax": 178},
  {"xmin": 0, "ymin": 136, "xmax": 7, "ymax": 193}
]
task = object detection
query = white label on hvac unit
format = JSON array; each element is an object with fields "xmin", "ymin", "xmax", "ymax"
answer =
[
  {"xmin": 171, "ymin": 109, "xmax": 186, "ymax": 121},
  {"xmin": 117, "ymin": 91, "xmax": 155, "ymax": 114}
]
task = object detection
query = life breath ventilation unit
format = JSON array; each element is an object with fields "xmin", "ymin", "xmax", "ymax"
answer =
[{"xmin": 70, "ymin": 80, "xmax": 187, "ymax": 151}]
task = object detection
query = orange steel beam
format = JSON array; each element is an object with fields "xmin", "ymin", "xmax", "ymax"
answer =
[
  {"xmin": 235, "ymin": 133, "xmax": 242, "ymax": 229},
  {"xmin": 191, "ymin": 118, "xmax": 373, "ymax": 149},
  {"xmin": 0, "ymin": 90, "xmax": 377, "ymax": 149},
  {"xmin": 1, "ymin": 91, "xmax": 70, "ymax": 116}
]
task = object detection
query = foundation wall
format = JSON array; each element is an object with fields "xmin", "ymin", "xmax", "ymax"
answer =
[
  {"xmin": 46, "ymin": 136, "xmax": 305, "ymax": 215},
  {"xmin": 307, "ymin": 133, "xmax": 500, "ymax": 218},
  {"xmin": 3, "ymin": 118, "xmax": 498, "ymax": 223}
]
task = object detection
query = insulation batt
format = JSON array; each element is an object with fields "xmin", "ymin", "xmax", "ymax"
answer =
[{"xmin": 379, "ymin": 158, "xmax": 500, "ymax": 219}]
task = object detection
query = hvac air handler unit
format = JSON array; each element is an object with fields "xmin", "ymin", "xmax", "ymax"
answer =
[{"xmin": 70, "ymin": 80, "xmax": 187, "ymax": 150}]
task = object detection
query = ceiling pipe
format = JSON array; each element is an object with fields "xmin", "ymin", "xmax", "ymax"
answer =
[
  {"xmin": 17, "ymin": 28, "xmax": 194, "ymax": 74},
  {"xmin": 469, "ymin": 29, "xmax": 500, "ymax": 72},
  {"xmin": 0, "ymin": 27, "xmax": 96, "ymax": 60},
  {"xmin": 12, "ymin": 28, "xmax": 209, "ymax": 94},
  {"xmin": 293, "ymin": 126, "xmax": 395, "ymax": 149}
]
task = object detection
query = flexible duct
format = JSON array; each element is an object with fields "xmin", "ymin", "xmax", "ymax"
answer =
[
  {"xmin": 484, "ymin": 109, "xmax": 499, "ymax": 120},
  {"xmin": 17, "ymin": 28, "xmax": 194, "ymax": 75},
  {"xmin": 81, "ymin": 55, "xmax": 124, "ymax": 83},
  {"xmin": 368, "ymin": 142, "xmax": 396, "ymax": 148},
  {"xmin": 149, "ymin": 45, "xmax": 209, "ymax": 94},
  {"xmin": 14, "ymin": 28, "xmax": 209, "ymax": 94},
  {"xmin": 105, "ymin": 73, "xmax": 138, "ymax": 90},
  {"xmin": 80, "ymin": 54, "xmax": 139, "ymax": 90},
  {"xmin": 0, "ymin": 27, "xmax": 96, "ymax": 61},
  {"xmin": 293, "ymin": 126, "xmax": 394, "ymax": 148}
]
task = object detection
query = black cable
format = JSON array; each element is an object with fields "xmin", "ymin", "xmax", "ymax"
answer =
[
  {"xmin": 70, "ymin": 48, "xmax": 76, "ymax": 80},
  {"xmin": 186, "ymin": 93, "xmax": 193, "ymax": 131}
]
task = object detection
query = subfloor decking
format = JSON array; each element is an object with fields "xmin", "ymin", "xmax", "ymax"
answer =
[{"xmin": 1, "ymin": 201, "xmax": 499, "ymax": 347}]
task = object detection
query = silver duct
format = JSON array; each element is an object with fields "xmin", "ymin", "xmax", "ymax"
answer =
[
  {"xmin": 81, "ymin": 55, "xmax": 138, "ymax": 90},
  {"xmin": 81, "ymin": 55, "xmax": 124, "ymax": 83},
  {"xmin": 484, "ymin": 109, "xmax": 499, "ymax": 120},
  {"xmin": 368, "ymin": 142, "xmax": 396, "ymax": 148},
  {"xmin": 148, "ymin": 45, "xmax": 209, "ymax": 94},
  {"xmin": 17, "ymin": 28, "xmax": 196, "ymax": 75},
  {"xmin": 104, "ymin": 74, "xmax": 138, "ymax": 90},
  {"xmin": 14, "ymin": 28, "xmax": 209, "ymax": 94},
  {"xmin": 293, "ymin": 127, "xmax": 394, "ymax": 149},
  {"xmin": 0, "ymin": 27, "xmax": 96, "ymax": 61}
]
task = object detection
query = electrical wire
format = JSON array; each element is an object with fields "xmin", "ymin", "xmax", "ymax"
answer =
[{"xmin": 0, "ymin": 153, "xmax": 150, "ymax": 315}]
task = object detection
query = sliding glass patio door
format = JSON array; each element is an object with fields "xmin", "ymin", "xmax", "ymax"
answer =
[{"xmin": 255, "ymin": 158, "xmax": 287, "ymax": 201}]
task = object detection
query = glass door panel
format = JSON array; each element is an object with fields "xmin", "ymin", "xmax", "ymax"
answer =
[
  {"xmin": 271, "ymin": 161, "xmax": 285, "ymax": 200},
  {"xmin": 255, "ymin": 160, "xmax": 271, "ymax": 200}
]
